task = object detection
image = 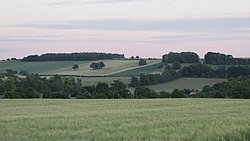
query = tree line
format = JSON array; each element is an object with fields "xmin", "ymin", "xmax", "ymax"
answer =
[
  {"xmin": 129, "ymin": 63, "xmax": 250, "ymax": 87},
  {"xmin": 135, "ymin": 77, "xmax": 250, "ymax": 99},
  {"xmin": 162, "ymin": 52, "xmax": 199, "ymax": 63},
  {"xmin": 129, "ymin": 65, "xmax": 180, "ymax": 87},
  {"xmin": 1, "ymin": 71, "xmax": 250, "ymax": 99},
  {"xmin": 205, "ymin": 52, "xmax": 250, "ymax": 65},
  {"xmin": 180, "ymin": 65, "xmax": 250, "ymax": 78},
  {"xmin": 22, "ymin": 52, "xmax": 124, "ymax": 62},
  {"xmin": 0, "ymin": 73, "xmax": 131, "ymax": 99}
]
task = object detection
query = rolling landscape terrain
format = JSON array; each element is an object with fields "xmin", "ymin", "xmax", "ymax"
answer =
[
  {"xmin": 1, "ymin": 0, "xmax": 250, "ymax": 140},
  {"xmin": 0, "ymin": 59, "xmax": 227, "ymax": 93}
]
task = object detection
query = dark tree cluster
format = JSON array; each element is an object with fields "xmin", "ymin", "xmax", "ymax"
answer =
[
  {"xmin": 180, "ymin": 65, "xmax": 250, "ymax": 78},
  {"xmin": 139, "ymin": 59, "xmax": 147, "ymax": 66},
  {"xmin": 129, "ymin": 66, "xmax": 179, "ymax": 87},
  {"xmin": 205, "ymin": 52, "xmax": 250, "ymax": 65},
  {"xmin": 0, "ymin": 72, "xmax": 131, "ymax": 99},
  {"xmin": 227, "ymin": 66, "xmax": 250, "ymax": 78},
  {"xmin": 22, "ymin": 52, "xmax": 124, "ymax": 62},
  {"xmin": 90, "ymin": 62, "xmax": 105, "ymax": 69},
  {"xmin": 180, "ymin": 64, "xmax": 214, "ymax": 78},
  {"xmin": 195, "ymin": 78, "xmax": 250, "ymax": 99},
  {"xmin": 133, "ymin": 87, "xmax": 191, "ymax": 99},
  {"xmin": 162, "ymin": 52, "xmax": 199, "ymax": 63}
]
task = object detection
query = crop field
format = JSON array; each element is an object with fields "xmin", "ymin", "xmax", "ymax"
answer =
[
  {"xmin": 0, "ymin": 99, "xmax": 249, "ymax": 141},
  {"xmin": 147, "ymin": 78, "xmax": 227, "ymax": 92},
  {"xmin": 50, "ymin": 60, "xmax": 160, "ymax": 76},
  {"xmin": 0, "ymin": 60, "xmax": 159, "ymax": 76},
  {"xmin": 109, "ymin": 62, "xmax": 162, "ymax": 77},
  {"xmin": 0, "ymin": 61, "xmax": 89, "ymax": 74}
]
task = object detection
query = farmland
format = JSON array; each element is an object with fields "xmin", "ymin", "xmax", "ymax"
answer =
[
  {"xmin": 147, "ymin": 78, "xmax": 227, "ymax": 92},
  {"xmin": 0, "ymin": 60, "xmax": 160, "ymax": 76},
  {"xmin": 0, "ymin": 99, "xmax": 249, "ymax": 141}
]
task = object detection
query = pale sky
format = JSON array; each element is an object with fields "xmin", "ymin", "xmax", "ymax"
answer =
[{"xmin": 0, "ymin": 0, "xmax": 250, "ymax": 59}]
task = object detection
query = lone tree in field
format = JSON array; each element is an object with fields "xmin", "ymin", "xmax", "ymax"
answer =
[
  {"xmin": 90, "ymin": 62, "xmax": 105, "ymax": 69},
  {"xmin": 139, "ymin": 59, "xmax": 147, "ymax": 66},
  {"xmin": 72, "ymin": 64, "xmax": 79, "ymax": 71}
]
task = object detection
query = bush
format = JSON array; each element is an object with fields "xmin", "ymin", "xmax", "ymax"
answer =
[
  {"xmin": 139, "ymin": 59, "xmax": 147, "ymax": 66},
  {"xmin": 134, "ymin": 87, "xmax": 158, "ymax": 98},
  {"xmin": 171, "ymin": 89, "xmax": 185, "ymax": 98},
  {"xmin": 159, "ymin": 91, "xmax": 171, "ymax": 98}
]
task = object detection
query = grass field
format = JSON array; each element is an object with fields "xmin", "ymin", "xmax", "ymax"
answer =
[
  {"xmin": 0, "ymin": 99, "xmax": 249, "ymax": 141},
  {"xmin": 147, "ymin": 78, "xmax": 227, "ymax": 92},
  {"xmin": 0, "ymin": 61, "xmax": 89, "ymax": 74},
  {"xmin": 0, "ymin": 60, "xmax": 160, "ymax": 76},
  {"xmin": 50, "ymin": 60, "xmax": 160, "ymax": 76},
  {"xmin": 109, "ymin": 62, "xmax": 162, "ymax": 77}
]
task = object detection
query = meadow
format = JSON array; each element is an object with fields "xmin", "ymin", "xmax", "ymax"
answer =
[
  {"xmin": 0, "ymin": 99, "xmax": 249, "ymax": 141},
  {"xmin": 0, "ymin": 61, "xmax": 89, "ymax": 74},
  {"xmin": 147, "ymin": 78, "xmax": 227, "ymax": 92},
  {"xmin": 0, "ymin": 60, "xmax": 160, "ymax": 76}
]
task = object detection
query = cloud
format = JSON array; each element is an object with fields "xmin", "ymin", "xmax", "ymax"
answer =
[
  {"xmin": 4, "ymin": 17, "xmax": 250, "ymax": 44},
  {"xmin": 46, "ymin": 0, "xmax": 156, "ymax": 5},
  {"xmin": 13, "ymin": 17, "xmax": 250, "ymax": 33},
  {"xmin": 0, "ymin": 35, "xmax": 62, "ymax": 44}
]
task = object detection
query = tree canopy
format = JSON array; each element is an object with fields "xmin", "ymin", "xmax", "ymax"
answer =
[
  {"xmin": 22, "ymin": 52, "xmax": 124, "ymax": 62},
  {"xmin": 139, "ymin": 59, "xmax": 147, "ymax": 66},
  {"xmin": 205, "ymin": 52, "xmax": 250, "ymax": 65},
  {"xmin": 162, "ymin": 52, "xmax": 199, "ymax": 63},
  {"xmin": 90, "ymin": 62, "xmax": 105, "ymax": 69}
]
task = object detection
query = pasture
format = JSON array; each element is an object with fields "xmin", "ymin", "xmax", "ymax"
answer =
[
  {"xmin": 0, "ymin": 99, "xmax": 249, "ymax": 141},
  {"xmin": 0, "ymin": 60, "xmax": 160, "ymax": 76},
  {"xmin": 109, "ymin": 62, "xmax": 162, "ymax": 77},
  {"xmin": 147, "ymin": 78, "xmax": 227, "ymax": 92},
  {"xmin": 0, "ymin": 61, "xmax": 89, "ymax": 74}
]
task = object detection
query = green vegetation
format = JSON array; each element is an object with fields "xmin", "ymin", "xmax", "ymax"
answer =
[
  {"xmin": 22, "ymin": 52, "xmax": 124, "ymax": 61},
  {"xmin": 162, "ymin": 52, "xmax": 199, "ymax": 63},
  {"xmin": 80, "ymin": 77, "xmax": 131, "ymax": 86},
  {"xmin": 205, "ymin": 52, "xmax": 250, "ymax": 65},
  {"xmin": 0, "ymin": 61, "xmax": 89, "ymax": 74},
  {"xmin": 109, "ymin": 62, "xmax": 161, "ymax": 77},
  {"xmin": 0, "ymin": 60, "xmax": 159, "ymax": 76},
  {"xmin": 139, "ymin": 59, "xmax": 147, "ymax": 66},
  {"xmin": 0, "ymin": 99, "xmax": 250, "ymax": 141},
  {"xmin": 147, "ymin": 78, "xmax": 227, "ymax": 92}
]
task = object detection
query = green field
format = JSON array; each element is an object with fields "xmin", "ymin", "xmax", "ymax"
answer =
[
  {"xmin": 0, "ymin": 61, "xmax": 89, "ymax": 74},
  {"xmin": 147, "ymin": 78, "xmax": 227, "ymax": 92},
  {"xmin": 0, "ymin": 99, "xmax": 249, "ymax": 141},
  {"xmin": 0, "ymin": 60, "xmax": 160, "ymax": 76},
  {"xmin": 109, "ymin": 62, "xmax": 162, "ymax": 77}
]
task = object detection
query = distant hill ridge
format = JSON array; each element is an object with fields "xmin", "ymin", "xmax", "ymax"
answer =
[{"xmin": 22, "ymin": 52, "xmax": 125, "ymax": 62}]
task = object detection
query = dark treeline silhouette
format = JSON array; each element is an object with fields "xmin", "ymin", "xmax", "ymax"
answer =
[
  {"xmin": 129, "ymin": 65, "xmax": 180, "ymax": 87},
  {"xmin": 0, "ymin": 73, "xmax": 131, "ymax": 99},
  {"xmin": 22, "ymin": 52, "xmax": 124, "ymax": 62},
  {"xmin": 180, "ymin": 65, "xmax": 250, "ymax": 78},
  {"xmin": 195, "ymin": 78, "xmax": 250, "ymax": 99},
  {"xmin": 1, "ymin": 70, "xmax": 250, "ymax": 99},
  {"xmin": 129, "ymin": 64, "xmax": 250, "ymax": 87},
  {"xmin": 205, "ymin": 52, "xmax": 250, "ymax": 65},
  {"xmin": 162, "ymin": 52, "xmax": 199, "ymax": 63}
]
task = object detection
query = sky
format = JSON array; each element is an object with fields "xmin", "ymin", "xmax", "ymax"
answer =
[{"xmin": 0, "ymin": 0, "xmax": 250, "ymax": 59}]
